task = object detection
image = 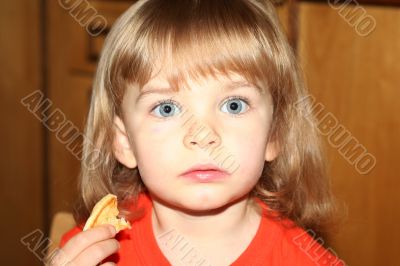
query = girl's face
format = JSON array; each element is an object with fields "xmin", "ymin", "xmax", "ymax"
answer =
[{"xmin": 113, "ymin": 71, "xmax": 278, "ymax": 211}]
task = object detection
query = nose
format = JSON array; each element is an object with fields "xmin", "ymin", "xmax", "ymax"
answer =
[{"xmin": 183, "ymin": 120, "xmax": 221, "ymax": 150}]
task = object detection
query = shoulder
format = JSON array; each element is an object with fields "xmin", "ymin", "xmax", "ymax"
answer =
[
  {"xmin": 276, "ymin": 222, "xmax": 345, "ymax": 266},
  {"xmin": 254, "ymin": 198, "xmax": 345, "ymax": 265}
]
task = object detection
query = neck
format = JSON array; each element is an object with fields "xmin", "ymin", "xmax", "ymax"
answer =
[{"xmin": 150, "ymin": 193, "xmax": 262, "ymax": 244}]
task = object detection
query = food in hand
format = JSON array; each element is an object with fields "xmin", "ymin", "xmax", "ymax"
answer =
[{"xmin": 83, "ymin": 194, "xmax": 131, "ymax": 233}]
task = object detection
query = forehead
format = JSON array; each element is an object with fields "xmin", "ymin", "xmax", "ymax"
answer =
[{"xmin": 141, "ymin": 70, "xmax": 261, "ymax": 93}]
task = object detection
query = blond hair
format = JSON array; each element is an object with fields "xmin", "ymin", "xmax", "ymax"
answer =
[{"xmin": 75, "ymin": 0, "xmax": 341, "ymax": 240}]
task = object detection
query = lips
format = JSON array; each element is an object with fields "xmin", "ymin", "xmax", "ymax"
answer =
[{"xmin": 180, "ymin": 163, "xmax": 229, "ymax": 182}]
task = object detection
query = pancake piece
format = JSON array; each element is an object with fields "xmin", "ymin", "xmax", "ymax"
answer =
[{"xmin": 83, "ymin": 194, "xmax": 131, "ymax": 233}]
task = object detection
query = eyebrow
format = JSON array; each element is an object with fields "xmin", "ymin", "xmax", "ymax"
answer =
[
  {"xmin": 224, "ymin": 81, "xmax": 262, "ymax": 93},
  {"xmin": 135, "ymin": 88, "xmax": 177, "ymax": 103},
  {"xmin": 136, "ymin": 81, "xmax": 261, "ymax": 103}
]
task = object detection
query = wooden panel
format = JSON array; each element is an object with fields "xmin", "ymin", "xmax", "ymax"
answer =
[
  {"xmin": 47, "ymin": 0, "xmax": 93, "ymax": 220},
  {"xmin": 298, "ymin": 2, "xmax": 400, "ymax": 265},
  {"xmin": 48, "ymin": 74, "xmax": 92, "ymax": 218},
  {"xmin": 303, "ymin": 0, "xmax": 400, "ymax": 7},
  {"xmin": 0, "ymin": 0, "xmax": 43, "ymax": 265},
  {"xmin": 47, "ymin": 0, "xmax": 134, "ymax": 221},
  {"xmin": 276, "ymin": 1, "xmax": 291, "ymax": 35},
  {"xmin": 276, "ymin": 0, "xmax": 299, "ymax": 51},
  {"xmin": 68, "ymin": 1, "xmax": 134, "ymax": 73}
]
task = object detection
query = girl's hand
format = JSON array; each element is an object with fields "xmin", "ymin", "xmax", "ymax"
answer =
[{"xmin": 48, "ymin": 224, "xmax": 119, "ymax": 266}]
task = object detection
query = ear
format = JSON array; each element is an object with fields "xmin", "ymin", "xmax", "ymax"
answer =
[
  {"xmin": 112, "ymin": 116, "xmax": 137, "ymax": 168},
  {"xmin": 265, "ymin": 140, "xmax": 280, "ymax": 162}
]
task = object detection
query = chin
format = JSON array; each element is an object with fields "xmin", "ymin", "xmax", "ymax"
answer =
[
  {"xmin": 150, "ymin": 186, "xmax": 248, "ymax": 213},
  {"xmin": 172, "ymin": 190, "xmax": 238, "ymax": 213},
  {"xmin": 177, "ymin": 202, "xmax": 228, "ymax": 215}
]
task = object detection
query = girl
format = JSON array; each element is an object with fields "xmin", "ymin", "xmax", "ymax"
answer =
[{"xmin": 53, "ymin": 0, "xmax": 344, "ymax": 265}]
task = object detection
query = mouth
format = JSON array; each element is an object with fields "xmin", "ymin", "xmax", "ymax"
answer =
[{"xmin": 180, "ymin": 163, "xmax": 229, "ymax": 182}]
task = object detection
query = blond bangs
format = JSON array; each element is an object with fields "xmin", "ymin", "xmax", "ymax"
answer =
[{"xmin": 108, "ymin": 0, "xmax": 286, "ymax": 108}]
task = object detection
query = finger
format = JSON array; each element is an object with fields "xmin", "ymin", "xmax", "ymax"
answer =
[
  {"xmin": 62, "ymin": 225, "xmax": 116, "ymax": 260},
  {"xmin": 46, "ymin": 248, "xmax": 72, "ymax": 266},
  {"xmin": 71, "ymin": 238, "xmax": 120, "ymax": 266}
]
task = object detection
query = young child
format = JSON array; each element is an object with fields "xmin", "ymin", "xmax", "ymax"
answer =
[{"xmin": 53, "ymin": 0, "xmax": 344, "ymax": 265}]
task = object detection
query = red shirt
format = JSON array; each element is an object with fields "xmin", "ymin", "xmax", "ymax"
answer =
[{"xmin": 60, "ymin": 192, "xmax": 344, "ymax": 265}]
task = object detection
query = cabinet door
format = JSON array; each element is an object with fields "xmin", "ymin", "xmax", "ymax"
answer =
[
  {"xmin": 298, "ymin": 2, "xmax": 400, "ymax": 265},
  {"xmin": 0, "ymin": 0, "xmax": 43, "ymax": 265},
  {"xmin": 47, "ymin": 0, "xmax": 134, "ymax": 220}
]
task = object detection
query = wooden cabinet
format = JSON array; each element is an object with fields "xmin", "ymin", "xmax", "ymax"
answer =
[
  {"xmin": 298, "ymin": 3, "xmax": 400, "ymax": 265},
  {"xmin": 0, "ymin": 1, "xmax": 43, "ymax": 265},
  {"xmin": 47, "ymin": 0, "xmax": 135, "ymax": 220}
]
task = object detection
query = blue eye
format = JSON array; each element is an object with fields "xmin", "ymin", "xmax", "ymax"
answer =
[
  {"xmin": 221, "ymin": 96, "xmax": 250, "ymax": 115},
  {"xmin": 151, "ymin": 99, "xmax": 182, "ymax": 118}
]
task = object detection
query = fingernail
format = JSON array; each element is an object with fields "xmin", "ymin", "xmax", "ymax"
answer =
[{"xmin": 108, "ymin": 225, "xmax": 116, "ymax": 235}]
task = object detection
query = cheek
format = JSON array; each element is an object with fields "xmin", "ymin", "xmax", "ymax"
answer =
[
  {"xmin": 133, "ymin": 120, "xmax": 178, "ymax": 149},
  {"xmin": 150, "ymin": 125, "xmax": 163, "ymax": 134},
  {"xmin": 221, "ymin": 118, "xmax": 270, "ymax": 176},
  {"xmin": 132, "ymin": 122, "xmax": 182, "ymax": 177},
  {"xmin": 229, "ymin": 135, "xmax": 267, "ymax": 176}
]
